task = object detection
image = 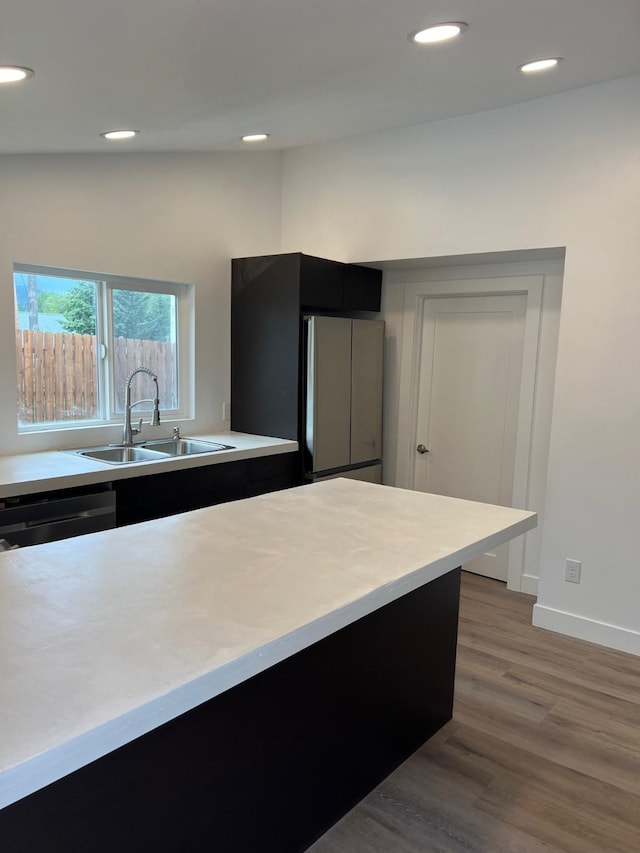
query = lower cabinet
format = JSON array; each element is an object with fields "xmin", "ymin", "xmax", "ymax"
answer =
[
  {"xmin": 115, "ymin": 451, "xmax": 301, "ymax": 527},
  {"xmin": 245, "ymin": 453, "xmax": 301, "ymax": 497}
]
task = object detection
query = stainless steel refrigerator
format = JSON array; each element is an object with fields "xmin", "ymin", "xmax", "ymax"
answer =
[{"xmin": 304, "ymin": 315, "xmax": 384, "ymax": 483}]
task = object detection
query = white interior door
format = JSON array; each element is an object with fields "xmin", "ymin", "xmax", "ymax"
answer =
[{"xmin": 414, "ymin": 294, "xmax": 526, "ymax": 580}]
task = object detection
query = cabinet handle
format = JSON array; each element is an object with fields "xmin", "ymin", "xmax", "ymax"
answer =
[{"xmin": 416, "ymin": 444, "xmax": 429, "ymax": 454}]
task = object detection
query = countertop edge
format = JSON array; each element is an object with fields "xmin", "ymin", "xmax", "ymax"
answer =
[{"xmin": 0, "ymin": 432, "xmax": 299, "ymax": 500}]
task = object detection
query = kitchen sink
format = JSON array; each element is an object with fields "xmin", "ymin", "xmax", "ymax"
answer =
[
  {"xmin": 65, "ymin": 438, "xmax": 235, "ymax": 464},
  {"xmin": 140, "ymin": 438, "xmax": 234, "ymax": 456},
  {"xmin": 70, "ymin": 445, "xmax": 166, "ymax": 464}
]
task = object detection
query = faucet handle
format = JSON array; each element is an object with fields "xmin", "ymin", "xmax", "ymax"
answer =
[
  {"xmin": 134, "ymin": 417, "xmax": 143, "ymax": 436},
  {"xmin": 172, "ymin": 426, "xmax": 181, "ymax": 439}
]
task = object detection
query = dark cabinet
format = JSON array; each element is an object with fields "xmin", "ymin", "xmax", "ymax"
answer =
[
  {"xmin": 115, "ymin": 452, "xmax": 300, "ymax": 527},
  {"xmin": 231, "ymin": 254, "xmax": 301, "ymax": 442},
  {"xmin": 231, "ymin": 252, "xmax": 381, "ymax": 447},
  {"xmin": 343, "ymin": 263, "xmax": 382, "ymax": 311},
  {"xmin": 299, "ymin": 255, "xmax": 345, "ymax": 309},
  {"xmin": 245, "ymin": 452, "xmax": 301, "ymax": 497},
  {"xmin": 299, "ymin": 254, "xmax": 381, "ymax": 311},
  {"xmin": 115, "ymin": 460, "xmax": 247, "ymax": 526}
]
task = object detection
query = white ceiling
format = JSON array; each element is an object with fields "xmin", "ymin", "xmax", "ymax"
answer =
[{"xmin": 1, "ymin": 0, "xmax": 639, "ymax": 154}]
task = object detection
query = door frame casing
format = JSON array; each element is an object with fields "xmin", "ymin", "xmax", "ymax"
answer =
[{"xmin": 392, "ymin": 263, "xmax": 561, "ymax": 594}]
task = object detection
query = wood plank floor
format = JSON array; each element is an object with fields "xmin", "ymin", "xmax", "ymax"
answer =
[{"xmin": 309, "ymin": 572, "xmax": 640, "ymax": 852}]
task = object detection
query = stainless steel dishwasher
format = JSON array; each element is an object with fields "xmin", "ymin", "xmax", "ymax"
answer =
[{"xmin": 0, "ymin": 485, "xmax": 116, "ymax": 548}]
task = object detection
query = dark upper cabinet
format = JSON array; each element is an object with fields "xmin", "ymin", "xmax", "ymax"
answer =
[
  {"xmin": 299, "ymin": 254, "xmax": 344, "ymax": 309},
  {"xmin": 231, "ymin": 252, "xmax": 381, "ymax": 445},
  {"xmin": 299, "ymin": 254, "xmax": 381, "ymax": 311},
  {"xmin": 343, "ymin": 263, "xmax": 382, "ymax": 312}
]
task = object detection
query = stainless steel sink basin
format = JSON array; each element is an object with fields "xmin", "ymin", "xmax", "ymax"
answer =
[
  {"xmin": 64, "ymin": 438, "xmax": 234, "ymax": 464},
  {"xmin": 141, "ymin": 438, "xmax": 234, "ymax": 456},
  {"xmin": 69, "ymin": 445, "xmax": 166, "ymax": 464}
]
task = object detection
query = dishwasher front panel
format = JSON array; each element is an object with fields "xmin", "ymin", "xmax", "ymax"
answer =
[{"xmin": 0, "ymin": 489, "xmax": 116, "ymax": 548}]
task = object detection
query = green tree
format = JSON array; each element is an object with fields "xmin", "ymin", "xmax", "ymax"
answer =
[
  {"xmin": 60, "ymin": 283, "xmax": 171, "ymax": 340},
  {"xmin": 61, "ymin": 282, "xmax": 97, "ymax": 335},
  {"xmin": 37, "ymin": 291, "xmax": 69, "ymax": 314},
  {"xmin": 112, "ymin": 290, "xmax": 172, "ymax": 341}
]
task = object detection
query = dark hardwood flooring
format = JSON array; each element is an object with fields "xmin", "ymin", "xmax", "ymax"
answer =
[{"xmin": 310, "ymin": 572, "xmax": 640, "ymax": 852}]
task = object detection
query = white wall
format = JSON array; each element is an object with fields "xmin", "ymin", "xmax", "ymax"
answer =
[
  {"xmin": 280, "ymin": 75, "xmax": 640, "ymax": 655},
  {"xmin": 0, "ymin": 151, "xmax": 282, "ymax": 455}
]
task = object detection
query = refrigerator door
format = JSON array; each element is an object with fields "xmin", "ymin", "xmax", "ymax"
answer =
[
  {"xmin": 306, "ymin": 316, "xmax": 352, "ymax": 473},
  {"xmin": 351, "ymin": 319, "xmax": 384, "ymax": 465}
]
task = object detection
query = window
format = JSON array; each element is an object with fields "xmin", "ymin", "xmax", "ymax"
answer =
[{"xmin": 13, "ymin": 264, "xmax": 192, "ymax": 432}]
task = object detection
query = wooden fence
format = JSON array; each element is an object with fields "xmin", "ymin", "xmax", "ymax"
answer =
[{"xmin": 16, "ymin": 329, "xmax": 177, "ymax": 425}]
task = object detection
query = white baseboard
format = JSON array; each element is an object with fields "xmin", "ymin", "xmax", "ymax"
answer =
[
  {"xmin": 532, "ymin": 604, "xmax": 640, "ymax": 657},
  {"xmin": 520, "ymin": 574, "xmax": 538, "ymax": 596}
]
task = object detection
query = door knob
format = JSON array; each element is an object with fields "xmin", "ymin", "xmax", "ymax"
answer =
[{"xmin": 416, "ymin": 444, "xmax": 429, "ymax": 454}]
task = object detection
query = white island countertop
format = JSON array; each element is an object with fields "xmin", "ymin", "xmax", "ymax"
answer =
[
  {"xmin": 0, "ymin": 431, "xmax": 297, "ymax": 499},
  {"xmin": 0, "ymin": 479, "xmax": 536, "ymax": 809}
]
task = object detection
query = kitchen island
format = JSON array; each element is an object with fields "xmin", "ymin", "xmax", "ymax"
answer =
[{"xmin": 0, "ymin": 479, "xmax": 535, "ymax": 852}]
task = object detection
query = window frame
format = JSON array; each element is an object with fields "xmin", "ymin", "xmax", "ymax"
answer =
[{"xmin": 13, "ymin": 263, "xmax": 194, "ymax": 434}]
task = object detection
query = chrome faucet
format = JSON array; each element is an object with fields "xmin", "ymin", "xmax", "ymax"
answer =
[{"xmin": 122, "ymin": 367, "xmax": 161, "ymax": 446}]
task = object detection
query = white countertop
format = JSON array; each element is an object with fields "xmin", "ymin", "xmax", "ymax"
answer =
[
  {"xmin": 0, "ymin": 479, "xmax": 536, "ymax": 809},
  {"xmin": 0, "ymin": 432, "xmax": 298, "ymax": 499}
]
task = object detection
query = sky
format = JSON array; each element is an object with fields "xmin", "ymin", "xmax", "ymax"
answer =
[
  {"xmin": 13, "ymin": 272, "xmax": 90, "ymax": 315},
  {"xmin": 14, "ymin": 272, "xmax": 81, "ymax": 295},
  {"xmin": 17, "ymin": 312, "xmax": 66, "ymax": 332}
]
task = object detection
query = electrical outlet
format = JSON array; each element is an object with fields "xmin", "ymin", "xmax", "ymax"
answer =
[
  {"xmin": 222, "ymin": 401, "xmax": 230, "ymax": 421},
  {"xmin": 565, "ymin": 558, "xmax": 581, "ymax": 584}
]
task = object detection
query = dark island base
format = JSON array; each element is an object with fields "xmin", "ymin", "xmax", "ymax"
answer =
[{"xmin": 1, "ymin": 568, "xmax": 461, "ymax": 853}]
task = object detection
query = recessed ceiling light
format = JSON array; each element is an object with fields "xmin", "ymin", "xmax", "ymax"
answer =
[
  {"xmin": 518, "ymin": 57, "xmax": 562, "ymax": 74},
  {"xmin": 100, "ymin": 130, "xmax": 139, "ymax": 140},
  {"xmin": 0, "ymin": 66, "xmax": 34, "ymax": 84},
  {"xmin": 409, "ymin": 22, "xmax": 468, "ymax": 44},
  {"xmin": 242, "ymin": 133, "xmax": 270, "ymax": 143}
]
